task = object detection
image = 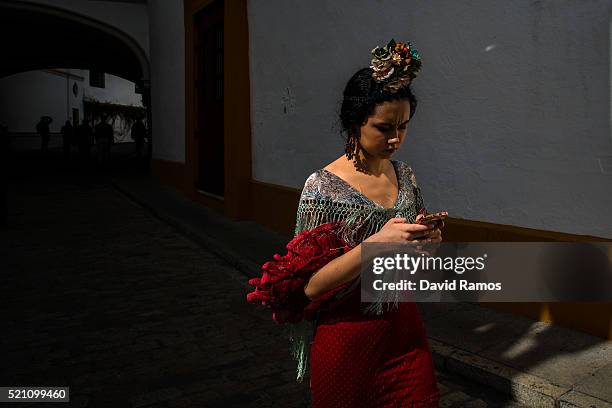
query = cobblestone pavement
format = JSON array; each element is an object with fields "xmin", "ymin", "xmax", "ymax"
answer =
[{"xmin": 0, "ymin": 151, "xmax": 524, "ymax": 407}]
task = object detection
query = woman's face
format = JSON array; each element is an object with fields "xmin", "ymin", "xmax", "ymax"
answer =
[{"xmin": 356, "ymin": 99, "xmax": 411, "ymax": 158}]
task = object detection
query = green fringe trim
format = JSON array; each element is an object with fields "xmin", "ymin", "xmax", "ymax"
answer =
[
  {"xmin": 286, "ymin": 320, "xmax": 313, "ymax": 383},
  {"xmin": 286, "ymin": 196, "xmax": 422, "ymax": 382}
]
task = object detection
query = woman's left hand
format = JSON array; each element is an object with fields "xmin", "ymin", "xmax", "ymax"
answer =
[
  {"xmin": 414, "ymin": 227, "xmax": 442, "ymax": 256},
  {"xmin": 417, "ymin": 218, "xmax": 443, "ymax": 243},
  {"xmin": 420, "ymin": 227, "xmax": 442, "ymax": 243},
  {"xmin": 410, "ymin": 216, "xmax": 443, "ymax": 256},
  {"xmin": 413, "ymin": 215, "xmax": 444, "ymax": 243}
]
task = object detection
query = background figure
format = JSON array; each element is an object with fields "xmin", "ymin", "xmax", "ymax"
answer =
[
  {"xmin": 94, "ymin": 116, "xmax": 113, "ymax": 166},
  {"xmin": 60, "ymin": 120, "xmax": 74, "ymax": 159},
  {"xmin": 77, "ymin": 119, "xmax": 93, "ymax": 167},
  {"xmin": 36, "ymin": 116, "xmax": 52, "ymax": 152},
  {"xmin": 131, "ymin": 118, "xmax": 146, "ymax": 157},
  {"xmin": 70, "ymin": 118, "xmax": 79, "ymax": 149}
]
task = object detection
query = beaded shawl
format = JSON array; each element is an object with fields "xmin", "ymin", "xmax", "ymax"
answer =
[{"xmin": 287, "ymin": 159, "xmax": 427, "ymax": 382}]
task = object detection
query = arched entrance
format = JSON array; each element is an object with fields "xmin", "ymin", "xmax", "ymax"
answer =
[{"xmin": 0, "ymin": 0, "xmax": 151, "ymax": 156}]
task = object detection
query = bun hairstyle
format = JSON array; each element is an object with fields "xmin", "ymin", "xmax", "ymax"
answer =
[
  {"xmin": 340, "ymin": 39, "xmax": 421, "ymax": 161},
  {"xmin": 340, "ymin": 68, "xmax": 418, "ymax": 160}
]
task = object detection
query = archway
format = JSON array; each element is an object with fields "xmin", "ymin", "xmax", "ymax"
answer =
[
  {"xmin": 0, "ymin": 0, "xmax": 152, "ymax": 158},
  {"xmin": 0, "ymin": 0, "xmax": 149, "ymax": 84}
]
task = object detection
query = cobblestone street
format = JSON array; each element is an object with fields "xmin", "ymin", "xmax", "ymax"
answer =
[{"xmin": 0, "ymin": 151, "xmax": 524, "ymax": 407}]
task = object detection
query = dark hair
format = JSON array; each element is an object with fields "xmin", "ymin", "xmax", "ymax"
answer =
[{"xmin": 340, "ymin": 67, "xmax": 418, "ymax": 138}]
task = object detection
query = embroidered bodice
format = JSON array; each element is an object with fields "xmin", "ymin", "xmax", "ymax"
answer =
[{"xmin": 294, "ymin": 159, "xmax": 427, "ymax": 245}]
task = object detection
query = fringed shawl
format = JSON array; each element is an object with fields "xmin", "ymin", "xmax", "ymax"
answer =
[{"xmin": 287, "ymin": 159, "xmax": 427, "ymax": 382}]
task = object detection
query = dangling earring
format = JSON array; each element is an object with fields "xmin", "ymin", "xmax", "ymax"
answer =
[
  {"xmin": 346, "ymin": 128, "xmax": 368, "ymax": 173},
  {"xmin": 344, "ymin": 133, "xmax": 356, "ymax": 161},
  {"xmin": 345, "ymin": 126, "xmax": 359, "ymax": 162}
]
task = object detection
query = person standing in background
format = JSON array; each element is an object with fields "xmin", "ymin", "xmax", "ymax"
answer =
[
  {"xmin": 60, "ymin": 120, "xmax": 74, "ymax": 159},
  {"xmin": 77, "ymin": 119, "xmax": 93, "ymax": 168},
  {"xmin": 36, "ymin": 116, "xmax": 52, "ymax": 152},
  {"xmin": 130, "ymin": 117, "xmax": 146, "ymax": 158},
  {"xmin": 94, "ymin": 116, "xmax": 113, "ymax": 167}
]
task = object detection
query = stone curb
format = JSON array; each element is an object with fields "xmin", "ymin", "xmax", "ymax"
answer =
[
  {"xmin": 430, "ymin": 339, "xmax": 612, "ymax": 408},
  {"xmin": 558, "ymin": 390, "xmax": 612, "ymax": 408}
]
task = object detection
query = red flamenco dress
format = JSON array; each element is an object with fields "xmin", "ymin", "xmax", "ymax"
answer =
[
  {"xmin": 247, "ymin": 161, "xmax": 440, "ymax": 407},
  {"xmin": 246, "ymin": 224, "xmax": 440, "ymax": 407}
]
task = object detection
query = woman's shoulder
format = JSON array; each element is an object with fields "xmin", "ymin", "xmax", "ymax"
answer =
[
  {"xmin": 298, "ymin": 165, "xmax": 359, "ymax": 203},
  {"xmin": 300, "ymin": 157, "xmax": 344, "ymax": 194},
  {"xmin": 391, "ymin": 159, "xmax": 419, "ymax": 186},
  {"xmin": 299, "ymin": 169, "xmax": 328, "ymax": 198},
  {"xmin": 302, "ymin": 168, "xmax": 326, "ymax": 187}
]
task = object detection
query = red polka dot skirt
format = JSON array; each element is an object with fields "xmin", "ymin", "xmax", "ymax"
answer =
[{"xmin": 309, "ymin": 288, "xmax": 440, "ymax": 407}]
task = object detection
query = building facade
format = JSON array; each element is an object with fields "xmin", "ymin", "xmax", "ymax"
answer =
[
  {"xmin": 148, "ymin": 0, "xmax": 612, "ymax": 339},
  {"xmin": 0, "ymin": 69, "xmax": 144, "ymax": 143},
  {"xmin": 150, "ymin": 0, "xmax": 612, "ymax": 239}
]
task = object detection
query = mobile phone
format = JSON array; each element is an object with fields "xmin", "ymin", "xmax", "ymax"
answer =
[{"xmin": 416, "ymin": 211, "xmax": 448, "ymax": 226}]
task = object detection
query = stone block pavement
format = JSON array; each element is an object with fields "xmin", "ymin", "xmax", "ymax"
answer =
[{"xmin": 2, "ymin": 154, "xmax": 310, "ymax": 407}]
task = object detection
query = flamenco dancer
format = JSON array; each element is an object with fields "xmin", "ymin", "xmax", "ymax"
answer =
[{"xmin": 248, "ymin": 39, "xmax": 443, "ymax": 407}]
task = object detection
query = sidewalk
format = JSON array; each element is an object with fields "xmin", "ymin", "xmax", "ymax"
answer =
[{"xmin": 111, "ymin": 172, "xmax": 612, "ymax": 408}]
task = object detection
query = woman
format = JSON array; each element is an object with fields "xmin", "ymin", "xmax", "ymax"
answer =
[{"xmin": 248, "ymin": 39, "xmax": 442, "ymax": 407}]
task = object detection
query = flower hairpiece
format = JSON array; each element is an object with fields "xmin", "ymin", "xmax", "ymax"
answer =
[{"xmin": 370, "ymin": 38, "xmax": 422, "ymax": 91}]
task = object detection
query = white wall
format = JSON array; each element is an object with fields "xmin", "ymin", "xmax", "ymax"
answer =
[
  {"xmin": 247, "ymin": 0, "xmax": 612, "ymax": 238},
  {"xmin": 0, "ymin": 69, "xmax": 143, "ymax": 137},
  {"xmin": 147, "ymin": 0, "xmax": 185, "ymax": 163},
  {"xmin": 0, "ymin": 70, "xmax": 83, "ymax": 133},
  {"xmin": 83, "ymin": 71, "xmax": 143, "ymax": 106}
]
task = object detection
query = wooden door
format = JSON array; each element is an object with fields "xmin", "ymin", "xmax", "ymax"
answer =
[{"xmin": 194, "ymin": 0, "xmax": 224, "ymax": 197}]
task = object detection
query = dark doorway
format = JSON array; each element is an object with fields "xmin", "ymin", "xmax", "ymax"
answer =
[
  {"xmin": 194, "ymin": 0, "xmax": 224, "ymax": 198},
  {"xmin": 72, "ymin": 108, "xmax": 79, "ymax": 126}
]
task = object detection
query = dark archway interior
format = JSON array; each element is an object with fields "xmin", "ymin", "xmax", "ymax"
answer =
[{"xmin": 0, "ymin": 5, "xmax": 144, "ymax": 83}]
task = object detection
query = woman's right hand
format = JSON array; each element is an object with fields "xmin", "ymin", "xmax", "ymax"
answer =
[{"xmin": 364, "ymin": 217, "xmax": 433, "ymax": 243}]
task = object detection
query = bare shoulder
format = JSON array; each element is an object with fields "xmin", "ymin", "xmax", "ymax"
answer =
[
  {"xmin": 322, "ymin": 155, "xmax": 352, "ymax": 178},
  {"xmin": 322, "ymin": 156, "xmax": 347, "ymax": 172}
]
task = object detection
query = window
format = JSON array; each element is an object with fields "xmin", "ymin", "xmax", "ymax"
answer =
[{"xmin": 89, "ymin": 70, "xmax": 105, "ymax": 88}]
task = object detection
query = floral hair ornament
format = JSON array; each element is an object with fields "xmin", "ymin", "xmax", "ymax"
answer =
[{"xmin": 370, "ymin": 38, "xmax": 422, "ymax": 92}]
